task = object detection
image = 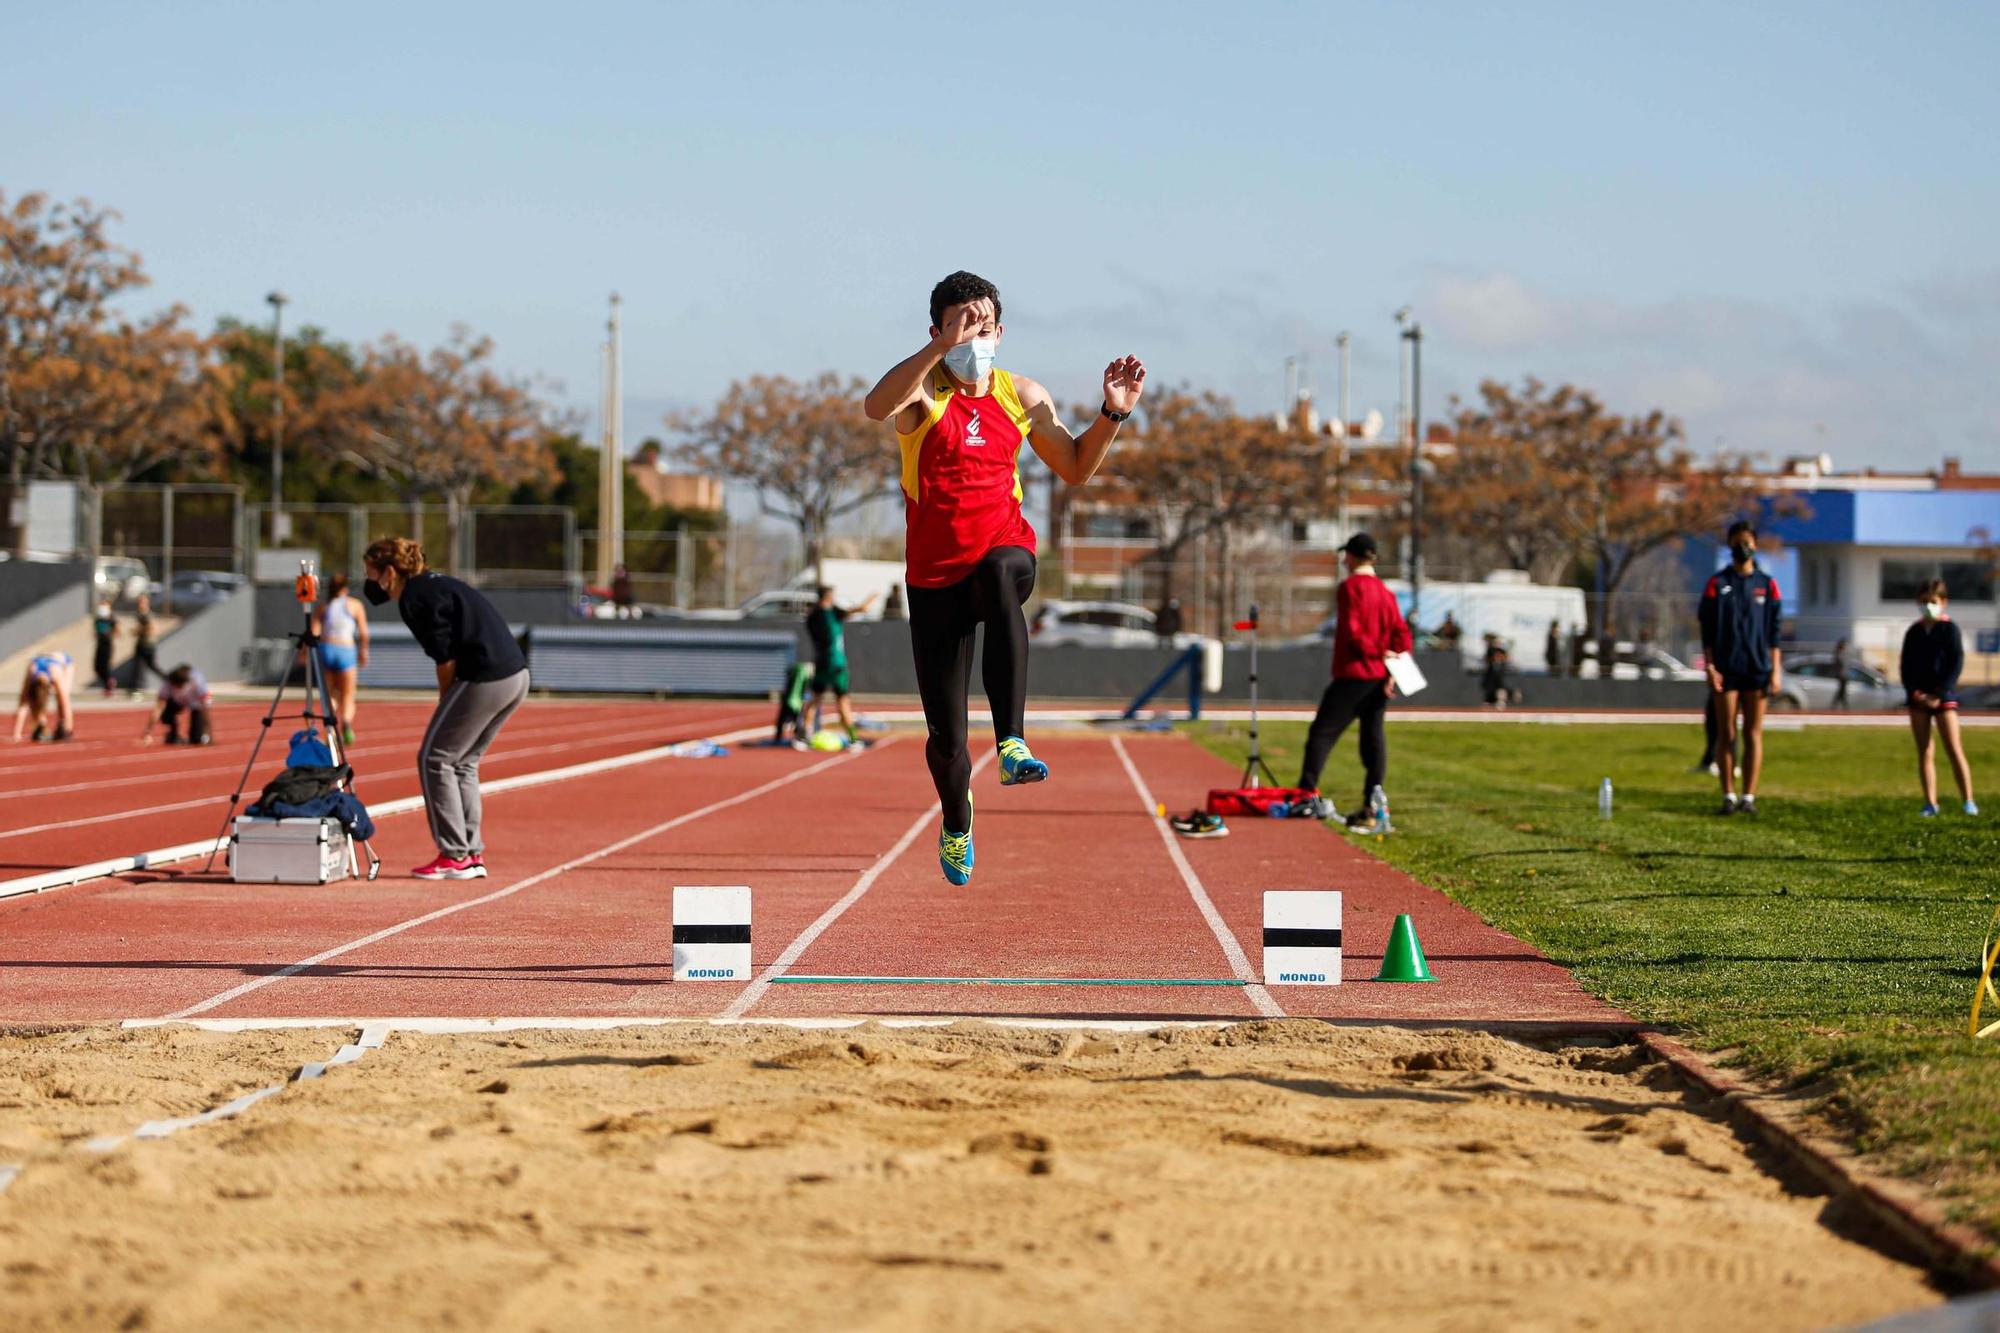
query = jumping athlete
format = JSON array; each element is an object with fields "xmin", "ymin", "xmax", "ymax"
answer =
[
  {"xmin": 1698, "ymin": 520, "xmax": 1783, "ymax": 816},
  {"xmin": 863, "ymin": 270, "xmax": 1146, "ymax": 884}
]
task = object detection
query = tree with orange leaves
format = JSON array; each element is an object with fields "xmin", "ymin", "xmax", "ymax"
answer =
[
  {"xmin": 344, "ymin": 328, "xmax": 560, "ymax": 571},
  {"xmin": 1433, "ymin": 378, "xmax": 1755, "ymax": 651},
  {"xmin": 0, "ymin": 191, "xmax": 225, "ymax": 552},
  {"xmin": 1104, "ymin": 386, "xmax": 1340, "ymax": 629}
]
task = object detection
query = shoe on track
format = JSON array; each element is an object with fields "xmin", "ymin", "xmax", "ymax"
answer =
[
  {"xmin": 938, "ymin": 797, "xmax": 975, "ymax": 886},
  {"xmin": 997, "ymin": 736, "xmax": 1048, "ymax": 786},
  {"xmin": 1738, "ymin": 797, "xmax": 1759, "ymax": 818},
  {"xmin": 1967, "ymin": 801, "xmax": 1981, "ymax": 817},
  {"xmin": 1717, "ymin": 796, "xmax": 1737, "ymax": 817},
  {"xmin": 1170, "ymin": 810, "xmax": 1229, "ymax": 838},
  {"xmin": 1921, "ymin": 803, "xmax": 1940, "ymax": 818},
  {"xmin": 412, "ymin": 855, "xmax": 485, "ymax": 881},
  {"xmin": 29, "ymin": 724, "xmax": 45, "ymax": 742}
]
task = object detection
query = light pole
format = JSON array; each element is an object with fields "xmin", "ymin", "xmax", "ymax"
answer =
[
  {"xmin": 266, "ymin": 290, "xmax": 289, "ymax": 544},
  {"xmin": 1335, "ymin": 332, "xmax": 1351, "ymax": 541},
  {"xmin": 1402, "ymin": 316, "xmax": 1425, "ymax": 633}
]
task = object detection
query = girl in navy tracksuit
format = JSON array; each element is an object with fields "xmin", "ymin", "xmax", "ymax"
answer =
[{"xmin": 1901, "ymin": 578, "xmax": 1977, "ymax": 817}]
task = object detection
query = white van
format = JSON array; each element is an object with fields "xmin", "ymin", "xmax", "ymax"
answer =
[{"xmin": 1299, "ymin": 573, "xmax": 1588, "ymax": 671}]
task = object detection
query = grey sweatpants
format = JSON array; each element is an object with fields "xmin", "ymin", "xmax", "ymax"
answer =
[{"xmin": 419, "ymin": 669, "xmax": 530, "ymax": 858}]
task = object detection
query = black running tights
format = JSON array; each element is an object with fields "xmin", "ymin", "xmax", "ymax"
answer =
[
  {"xmin": 1296, "ymin": 678, "xmax": 1388, "ymax": 810},
  {"xmin": 907, "ymin": 545, "xmax": 1036, "ymax": 834}
]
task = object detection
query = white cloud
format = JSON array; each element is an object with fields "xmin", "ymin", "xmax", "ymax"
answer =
[{"xmin": 1415, "ymin": 269, "xmax": 2000, "ymax": 470}]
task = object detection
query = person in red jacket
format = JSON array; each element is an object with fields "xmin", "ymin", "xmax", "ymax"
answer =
[{"xmin": 1298, "ymin": 532, "xmax": 1412, "ymax": 826}]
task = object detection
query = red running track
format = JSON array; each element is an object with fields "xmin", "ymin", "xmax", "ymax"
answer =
[
  {"xmin": 0, "ymin": 726, "xmax": 1626, "ymax": 1030},
  {"xmin": 0, "ymin": 699, "xmax": 765, "ymax": 877}
]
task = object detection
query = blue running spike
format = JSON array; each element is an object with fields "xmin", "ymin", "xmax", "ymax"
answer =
[
  {"xmin": 939, "ymin": 796, "xmax": 974, "ymax": 886},
  {"xmin": 997, "ymin": 736, "xmax": 1048, "ymax": 786}
]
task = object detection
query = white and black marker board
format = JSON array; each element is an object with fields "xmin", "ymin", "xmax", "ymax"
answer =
[
  {"xmin": 1263, "ymin": 890, "xmax": 1342, "ymax": 985},
  {"xmin": 673, "ymin": 885, "xmax": 751, "ymax": 981}
]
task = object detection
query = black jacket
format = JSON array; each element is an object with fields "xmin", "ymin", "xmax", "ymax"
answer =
[
  {"xmin": 1900, "ymin": 619, "xmax": 1964, "ymax": 703},
  {"xmin": 398, "ymin": 572, "xmax": 527, "ymax": 683}
]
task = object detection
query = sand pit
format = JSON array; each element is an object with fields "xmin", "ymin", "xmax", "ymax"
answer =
[{"xmin": 0, "ymin": 1021, "xmax": 1941, "ymax": 1330}]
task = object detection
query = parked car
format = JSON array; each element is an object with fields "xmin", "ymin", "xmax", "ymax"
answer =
[
  {"xmin": 156, "ymin": 569, "xmax": 247, "ymax": 610},
  {"xmin": 676, "ymin": 588, "xmax": 821, "ymax": 623},
  {"xmin": 1031, "ymin": 599, "xmax": 1207, "ymax": 649},
  {"xmin": 94, "ymin": 556, "xmax": 151, "ymax": 606},
  {"xmin": 1578, "ymin": 642, "xmax": 1707, "ymax": 682},
  {"xmin": 1775, "ymin": 654, "xmax": 1903, "ymax": 710}
]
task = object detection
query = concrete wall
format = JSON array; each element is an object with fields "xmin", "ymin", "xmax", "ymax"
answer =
[
  {"xmin": 256, "ymin": 582, "xmax": 576, "ymax": 637},
  {"xmin": 129, "ymin": 583, "xmax": 256, "ymax": 686},
  {"xmin": 0, "ymin": 560, "xmax": 91, "ymax": 663},
  {"xmin": 827, "ymin": 623, "xmax": 1707, "ymax": 710}
]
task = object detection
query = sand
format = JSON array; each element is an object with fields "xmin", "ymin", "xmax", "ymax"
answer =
[{"xmin": 0, "ymin": 1021, "xmax": 1942, "ymax": 1331}]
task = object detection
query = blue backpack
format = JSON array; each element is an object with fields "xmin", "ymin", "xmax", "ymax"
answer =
[{"xmin": 287, "ymin": 727, "xmax": 335, "ymax": 768}]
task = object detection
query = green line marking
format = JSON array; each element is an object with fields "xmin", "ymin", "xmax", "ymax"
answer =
[{"xmin": 767, "ymin": 975, "xmax": 1246, "ymax": 987}]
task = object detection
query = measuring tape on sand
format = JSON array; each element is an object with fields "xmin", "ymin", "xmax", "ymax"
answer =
[{"xmin": 1969, "ymin": 903, "xmax": 2000, "ymax": 1040}]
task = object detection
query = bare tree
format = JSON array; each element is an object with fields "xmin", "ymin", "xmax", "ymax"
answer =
[{"xmin": 671, "ymin": 372, "xmax": 894, "ymax": 577}]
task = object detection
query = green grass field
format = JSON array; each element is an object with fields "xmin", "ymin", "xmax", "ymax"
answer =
[{"xmin": 1195, "ymin": 717, "xmax": 2000, "ymax": 1240}]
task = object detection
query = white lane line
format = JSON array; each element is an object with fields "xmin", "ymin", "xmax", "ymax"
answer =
[
  {"xmin": 0, "ymin": 723, "xmax": 771, "ymax": 901},
  {"xmin": 720, "ymin": 749, "xmax": 997, "ymax": 1021},
  {"xmin": 0, "ymin": 708, "xmax": 723, "ymax": 800},
  {"xmin": 0, "ymin": 795, "xmax": 223, "ymax": 841},
  {"xmin": 0, "ymin": 707, "xmax": 762, "ymax": 815},
  {"xmin": 160, "ymin": 741, "xmax": 887, "ymax": 1021},
  {"xmin": 1109, "ymin": 735, "xmax": 1284, "ymax": 1019},
  {"xmin": 124, "ymin": 1015, "xmax": 1237, "ymax": 1035}
]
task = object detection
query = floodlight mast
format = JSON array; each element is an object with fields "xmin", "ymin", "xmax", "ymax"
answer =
[{"xmin": 267, "ymin": 291, "xmax": 288, "ymax": 543}]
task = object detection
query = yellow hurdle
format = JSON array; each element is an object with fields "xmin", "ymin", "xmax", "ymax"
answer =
[{"xmin": 1969, "ymin": 904, "xmax": 2000, "ymax": 1040}]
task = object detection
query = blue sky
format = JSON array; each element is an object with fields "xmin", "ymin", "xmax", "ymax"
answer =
[{"xmin": 10, "ymin": 1, "xmax": 2000, "ymax": 471}]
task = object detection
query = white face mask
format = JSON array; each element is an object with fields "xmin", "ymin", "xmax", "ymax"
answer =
[
  {"xmin": 943, "ymin": 337, "xmax": 996, "ymax": 382},
  {"xmin": 1923, "ymin": 601, "xmax": 1945, "ymax": 620}
]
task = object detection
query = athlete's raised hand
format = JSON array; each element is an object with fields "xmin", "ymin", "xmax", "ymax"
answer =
[
  {"xmin": 1103, "ymin": 355, "xmax": 1147, "ymax": 415},
  {"xmin": 932, "ymin": 298, "xmax": 996, "ymax": 351}
]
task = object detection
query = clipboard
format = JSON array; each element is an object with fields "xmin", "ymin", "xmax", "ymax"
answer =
[{"xmin": 1384, "ymin": 652, "xmax": 1427, "ymax": 698}]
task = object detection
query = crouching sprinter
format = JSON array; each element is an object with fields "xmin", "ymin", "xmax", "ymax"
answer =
[{"xmin": 140, "ymin": 664, "xmax": 213, "ymax": 745}]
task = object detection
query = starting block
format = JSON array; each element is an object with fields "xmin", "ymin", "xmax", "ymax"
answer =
[
  {"xmin": 1263, "ymin": 890, "xmax": 1342, "ymax": 986},
  {"xmin": 672, "ymin": 885, "xmax": 752, "ymax": 981}
]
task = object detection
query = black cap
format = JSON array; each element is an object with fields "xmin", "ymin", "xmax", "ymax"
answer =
[{"xmin": 1340, "ymin": 532, "xmax": 1378, "ymax": 558}]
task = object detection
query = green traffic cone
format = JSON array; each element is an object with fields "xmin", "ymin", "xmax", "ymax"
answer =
[{"xmin": 1373, "ymin": 913, "xmax": 1437, "ymax": 982}]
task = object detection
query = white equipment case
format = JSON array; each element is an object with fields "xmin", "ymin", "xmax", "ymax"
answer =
[{"xmin": 229, "ymin": 815, "xmax": 354, "ymax": 885}]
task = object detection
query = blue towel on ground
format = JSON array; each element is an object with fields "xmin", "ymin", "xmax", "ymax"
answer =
[{"xmin": 247, "ymin": 790, "xmax": 376, "ymax": 841}]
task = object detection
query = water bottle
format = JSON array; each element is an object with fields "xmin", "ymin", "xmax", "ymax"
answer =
[
  {"xmin": 1599, "ymin": 777, "xmax": 1614, "ymax": 820},
  {"xmin": 1371, "ymin": 785, "xmax": 1391, "ymax": 834}
]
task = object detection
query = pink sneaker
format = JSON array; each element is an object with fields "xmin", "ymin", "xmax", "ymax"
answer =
[{"xmin": 411, "ymin": 855, "xmax": 486, "ymax": 881}]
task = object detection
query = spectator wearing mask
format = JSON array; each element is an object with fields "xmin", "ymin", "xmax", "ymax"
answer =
[
  {"xmin": 1901, "ymin": 579, "xmax": 1976, "ymax": 817},
  {"xmin": 1698, "ymin": 520, "xmax": 1783, "ymax": 816},
  {"xmin": 92, "ymin": 600, "xmax": 118, "ymax": 696}
]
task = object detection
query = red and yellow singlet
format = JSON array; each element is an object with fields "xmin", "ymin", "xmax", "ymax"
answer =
[{"xmin": 896, "ymin": 366, "xmax": 1038, "ymax": 588}]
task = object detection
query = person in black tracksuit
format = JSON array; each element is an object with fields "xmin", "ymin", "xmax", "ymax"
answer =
[
  {"xmin": 1697, "ymin": 520, "xmax": 1783, "ymax": 815},
  {"xmin": 1901, "ymin": 578, "xmax": 1977, "ymax": 817},
  {"xmin": 362, "ymin": 536, "xmax": 530, "ymax": 881}
]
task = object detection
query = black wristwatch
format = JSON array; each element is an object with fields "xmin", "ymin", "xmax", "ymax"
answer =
[{"xmin": 1100, "ymin": 403, "xmax": 1131, "ymax": 423}]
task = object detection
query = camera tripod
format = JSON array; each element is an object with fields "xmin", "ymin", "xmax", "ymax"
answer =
[
  {"xmin": 202, "ymin": 584, "xmax": 381, "ymax": 880},
  {"xmin": 1235, "ymin": 603, "xmax": 1280, "ymax": 788}
]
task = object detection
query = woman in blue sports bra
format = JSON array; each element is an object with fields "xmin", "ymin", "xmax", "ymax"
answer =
[
  {"xmin": 11, "ymin": 651, "xmax": 75, "ymax": 742},
  {"xmin": 310, "ymin": 573, "xmax": 370, "ymax": 744}
]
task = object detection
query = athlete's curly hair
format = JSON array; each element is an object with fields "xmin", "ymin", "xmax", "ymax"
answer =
[
  {"xmin": 929, "ymin": 271, "xmax": 1001, "ymax": 330},
  {"xmin": 363, "ymin": 536, "xmax": 427, "ymax": 581}
]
